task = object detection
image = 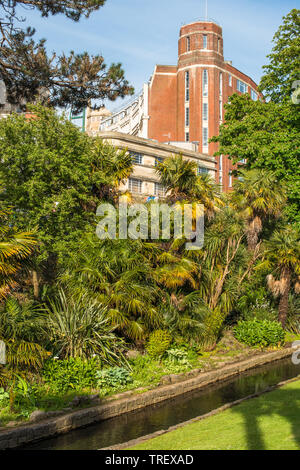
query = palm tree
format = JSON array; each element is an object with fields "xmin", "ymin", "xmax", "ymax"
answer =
[
  {"xmin": 185, "ymin": 206, "xmax": 249, "ymax": 348},
  {"xmin": 194, "ymin": 173, "xmax": 223, "ymax": 219},
  {"xmin": 157, "ymin": 155, "xmax": 222, "ymax": 219},
  {"xmin": 60, "ymin": 236, "xmax": 161, "ymax": 342},
  {"xmin": 160, "ymin": 291, "xmax": 207, "ymax": 343},
  {"xmin": 0, "ymin": 297, "xmax": 48, "ymax": 409},
  {"xmin": 90, "ymin": 140, "xmax": 133, "ymax": 203},
  {"xmin": 232, "ymin": 169, "xmax": 287, "ymax": 251},
  {"xmin": 156, "ymin": 154, "xmax": 198, "ymax": 201},
  {"xmin": 265, "ymin": 226, "xmax": 300, "ymax": 327},
  {"xmin": 0, "ymin": 209, "xmax": 37, "ymax": 300}
]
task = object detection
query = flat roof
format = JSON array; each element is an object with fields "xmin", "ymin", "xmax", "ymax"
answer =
[{"xmin": 97, "ymin": 131, "xmax": 216, "ymax": 164}]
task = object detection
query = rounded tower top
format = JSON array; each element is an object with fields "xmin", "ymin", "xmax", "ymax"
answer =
[
  {"xmin": 180, "ymin": 20, "xmax": 222, "ymax": 37},
  {"xmin": 178, "ymin": 20, "xmax": 223, "ymax": 62}
]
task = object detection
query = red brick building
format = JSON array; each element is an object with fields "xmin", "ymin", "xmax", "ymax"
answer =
[
  {"xmin": 148, "ymin": 20, "xmax": 260, "ymax": 191},
  {"xmin": 98, "ymin": 20, "xmax": 261, "ymax": 192}
]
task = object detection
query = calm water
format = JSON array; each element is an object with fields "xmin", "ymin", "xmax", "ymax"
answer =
[{"xmin": 23, "ymin": 357, "xmax": 300, "ymax": 450}]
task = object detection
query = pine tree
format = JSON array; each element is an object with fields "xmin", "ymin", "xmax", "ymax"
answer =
[{"xmin": 0, "ymin": 0, "xmax": 134, "ymax": 112}]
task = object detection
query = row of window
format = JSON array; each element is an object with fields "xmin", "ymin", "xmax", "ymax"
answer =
[
  {"xmin": 128, "ymin": 179, "xmax": 166, "ymax": 196},
  {"xmin": 184, "ymin": 69, "xmax": 256, "ymax": 148},
  {"xmin": 128, "ymin": 167, "xmax": 211, "ymax": 195},
  {"xmin": 237, "ymin": 81, "xmax": 258, "ymax": 100},
  {"xmin": 131, "ymin": 152, "xmax": 163, "ymax": 166},
  {"xmin": 186, "ymin": 35, "xmax": 221, "ymax": 53},
  {"xmin": 130, "ymin": 154, "xmax": 215, "ymax": 169},
  {"xmin": 185, "ymin": 70, "xmax": 258, "ymax": 101}
]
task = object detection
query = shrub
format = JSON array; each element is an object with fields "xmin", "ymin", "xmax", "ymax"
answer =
[
  {"xmin": 96, "ymin": 367, "xmax": 132, "ymax": 389},
  {"xmin": 146, "ymin": 330, "xmax": 172, "ymax": 359},
  {"xmin": 42, "ymin": 358, "xmax": 99, "ymax": 392},
  {"xmin": 0, "ymin": 387, "xmax": 9, "ymax": 403},
  {"xmin": 165, "ymin": 348, "xmax": 190, "ymax": 365},
  {"xmin": 202, "ymin": 307, "xmax": 227, "ymax": 350},
  {"xmin": 14, "ymin": 377, "xmax": 37, "ymax": 409},
  {"xmin": 233, "ymin": 319, "xmax": 285, "ymax": 348},
  {"xmin": 45, "ymin": 290, "xmax": 127, "ymax": 364}
]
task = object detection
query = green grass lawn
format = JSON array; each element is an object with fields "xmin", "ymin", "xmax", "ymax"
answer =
[{"xmin": 129, "ymin": 379, "xmax": 300, "ymax": 450}]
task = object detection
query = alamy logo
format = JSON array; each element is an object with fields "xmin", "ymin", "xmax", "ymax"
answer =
[
  {"xmin": 292, "ymin": 341, "xmax": 300, "ymax": 365},
  {"xmin": 291, "ymin": 80, "xmax": 300, "ymax": 104},
  {"xmin": 0, "ymin": 340, "xmax": 6, "ymax": 365},
  {"xmin": 96, "ymin": 200, "xmax": 204, "ymax": 250}
]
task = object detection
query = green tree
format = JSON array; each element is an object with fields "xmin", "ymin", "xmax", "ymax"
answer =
[
  {"xmin": 156, "ymin": 154, "xmax": 222, "ymax": 217},
  {"xmin": 264, "ymin": 226, "xmax": 300, "ymax": 327},
  {"xmin": 211, "ymin": 95, "xmax": 300, "ymax": 225},
  {"xmin": 181, "ymin": 206, "xmax": 251, "ymax": 348},
  {"xmin": 156, "ymin": 154, "xmax": 198, "ymax": 202},
  {"xmin": 0, "ymin": 0, "xmax": 134, "ymax": 112},
  {"xmin": 0, "ymin": 106, "xmax": 132, "ymax": 293},
  {"xmin": 259, "ymin": 9, "xmax": 300, "ymax": 103},
  {"xmin": 232, "ymin": 169, "xmax": 287, "ymax": 251}
]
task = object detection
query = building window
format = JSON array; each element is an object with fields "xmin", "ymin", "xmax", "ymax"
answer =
[
  {"xmin": 155, "ymin": 157, "xmax": 163, "ymax": 167},
  {"xmin": 154, "ymin": 183, "xmax": 166, "ymax": 197},
  {"xmin": 203, "ymin": 69, "xmax": 208, "ymax": 96},
  {"xmin": 219, "ymin": 100, "xmax": 223, "ymax": 121},
  {"xmin": 229, "ymin": 171, "xmax": 233, "ymax": 188},
  {"xmin": 185, "ymin": 107, "xmax": 190, "ymax": 127},
  {"xmin": 203, "ymin": 127, "xmax": 208, "ymax": 147},
  {"xmin": 237, "ymin": 80, "xmax": 247, "ymax": 94},
  {"xmin": 219, "ymin": 155, "xmax": 223, "ymax": 184},
  {"xmin": 198, "ymin": 166, "xmax": 209, "ymax": 175},
  {"xmin": 251, "ymin": 89, "xmax": 258, "ymax": 101},
  {"xmin": 229, "ymin": 74, "xmax": 232, "ymax": 87},
  {"xmin": 128, "ymin": 178, "xmax": 142, "ymax": 193},
  {"xmin": 131, "ymin": 152, "xmax": 143, "ymax": 165},
  {"xmin": 186, "ymin": 36, "xmax": 191, "ymax": 52},
  {"xmin": 185, "ymin": 132, "xmax": 190, "ymax": 142},
  {"xmin": 185, "ymin": 71, "xmax": 190, "ymax": 102},
  {"xmin": 203, "ymin": 102, "xmax": 208, "ymax": 121},
  {"xmin": 219, "ymin": 72, "xmax": 223, "ymax": 96},
  {"xmin": 203, "ymin": 35, "xmax": 207, "ymax": 49}
]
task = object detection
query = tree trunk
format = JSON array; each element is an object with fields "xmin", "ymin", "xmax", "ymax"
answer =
[
  {"xmin": 247, "ymin": 216, "xmax": 262, "ymax": 251},
  {"xmin": 32, "ymin": 270, "xmax": 39, "ymax": 299},
  {"xmin": 278, "ymin": 268, "xmax": 291, "ymax": 328}
]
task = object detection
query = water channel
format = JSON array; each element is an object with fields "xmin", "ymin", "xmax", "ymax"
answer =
[{"xmin": 23, "ymin": 357, "xmax": 300, "ymax": 450}]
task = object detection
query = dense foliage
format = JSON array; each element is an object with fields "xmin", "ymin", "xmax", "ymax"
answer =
[
  {"xmin": 0, "ymin": 106, "xmax": 132, "ymax": 294},
  {"xmin": 42, "ymin": 358, "xmax": 100, "ymax": 393},
  {"xmin": 259, "ymin": 8, "xmax": 300, "ymax": 103},
  {"xmin": 234, "ymin": 320, "xmax": 285, "ymax": 348},
  {"xmin": 0, "ymin": 9, "xmax": 299, "ymax": 424},
  {"xmin": 146, "ymin": 330, "xmax": 172, "ymax": 360}
]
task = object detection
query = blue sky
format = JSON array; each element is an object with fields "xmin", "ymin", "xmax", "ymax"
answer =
[{"xmin": 24, "ymin": 0, "xmax": 295, "ymax": 110}]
